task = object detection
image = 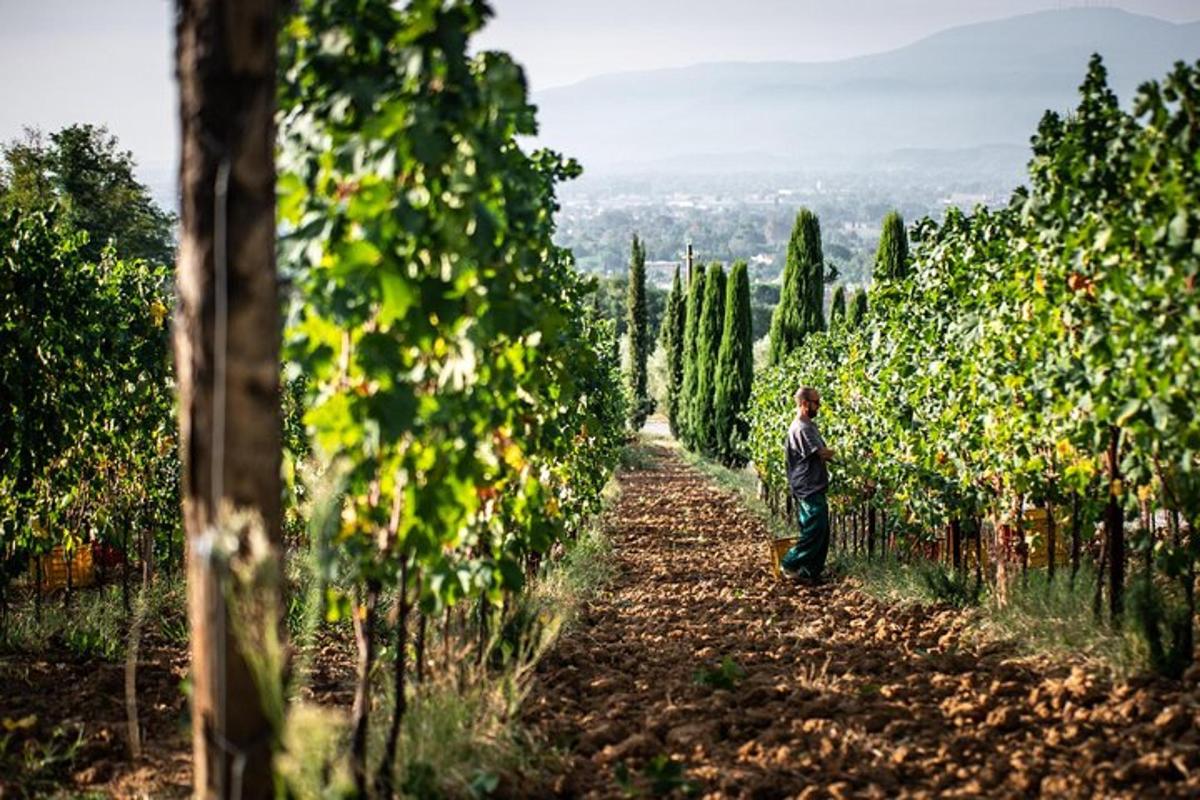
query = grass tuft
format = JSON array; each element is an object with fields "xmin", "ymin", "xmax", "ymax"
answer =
[
  {"xmin": 835, "ymin": 554, "xmax": 1143, "ymax": 676},
  {"xmin": 277, "ymin": 491, "xmax": 619, "ymax": 799},
  {"xmin": 0, "ymin": 576, "xmax": 187, "ymax": 661},
  {"xmin": 977, "ymin": 568, "xmax": 1142, "ymax": 677},
  {"xmin": 832, "ymin": 554, "xmax": 980, "ymax": 609}
]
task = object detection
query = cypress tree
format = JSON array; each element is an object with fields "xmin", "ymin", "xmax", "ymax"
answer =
[
  {"xmin": 692, "ymin": 262, "xmax": 726, "ymax": 455},
  {"xmin": 847, "ymin": 288, "xmax": 868, "ymax": 328},
  {"xmin": 663, "ymin": 266, "xmax": 686, "ymax": 437},
  {"xmin": 873, "ymin": 211, "xmax": 909, "ymax": 282},
  {"xmin": 767, "ymin": 208, "xmax": 825, "ymax": 365},
  {"xmin": 714, "ymin": 260, "xmax": 753, "ymax": 466},
  {"xmin": 625, "ymin": 234, "xmax": 650, "ymax": 428},
  {"xmin": 829, "ymin": 285, "xmax": 846, "ymax": 330},
  {"xmin": 679, "ymin": 267, "xmax": 707, "ymax": 447}
]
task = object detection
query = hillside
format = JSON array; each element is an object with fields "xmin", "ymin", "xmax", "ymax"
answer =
[{"xmin": 533, "ymin": 8, "xmax": 1200, "ymax": 172}]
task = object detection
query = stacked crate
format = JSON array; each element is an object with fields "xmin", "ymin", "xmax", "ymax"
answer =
[{"xmin": 29, "ymin": 545, "xmax": 96, "ymax": 591}]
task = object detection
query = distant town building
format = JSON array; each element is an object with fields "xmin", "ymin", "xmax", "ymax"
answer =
[{"xmin": 941, "ymin": 192, "xmax": 991, "ymax": 208}]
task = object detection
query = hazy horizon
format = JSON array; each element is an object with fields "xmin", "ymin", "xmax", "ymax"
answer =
[
  {"xmin": 0, "ymin": 0, "xmax": 1197, "ymax": 179},
  {"xmin": 479, "ymin": 0, "xmax": 1200, "ymax": 90}
]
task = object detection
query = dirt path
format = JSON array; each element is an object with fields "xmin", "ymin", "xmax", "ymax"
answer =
[{"xmin": 524, "ymin": 443, "xmax": 1200, "ymax": 799}]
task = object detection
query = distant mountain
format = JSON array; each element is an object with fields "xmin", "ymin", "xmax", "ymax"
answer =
[{"xmin": 532, "ymin": 9, "xmax": 1200, "ymax": 174}]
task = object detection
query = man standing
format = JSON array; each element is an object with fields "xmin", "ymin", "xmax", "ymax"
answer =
[{"xmin": 781, "ymin": 387, "xmax": 835, "ymax": 582}]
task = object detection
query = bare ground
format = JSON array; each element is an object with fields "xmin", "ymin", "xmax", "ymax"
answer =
[
  {"xmin": 0, "ymin": 633, "xmax": 192, "ymax": 798},
  {"xmin": 5, "ymin": 441, "xmax": 1200, "ymax": 798},
  {"xmin": 0, "ymin": 605, "xmax": 358, "ymax": 798},
  {"xmin": 524, "ymin": 443, "xmax": 1200, "ymax": 799}
]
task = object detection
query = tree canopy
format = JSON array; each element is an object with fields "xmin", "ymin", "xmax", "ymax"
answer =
[
  {"xmin": 0, "ymin": 124, "xmax": 175, "ymax": 265},
  {"xmin": 767, "ymin": 208, "xmax": 825, "ymax": 364}
]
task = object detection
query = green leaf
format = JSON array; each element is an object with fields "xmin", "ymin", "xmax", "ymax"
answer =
[{"xmin": 379, "ymin": 270, "xmax": 416, "ymax": 325}]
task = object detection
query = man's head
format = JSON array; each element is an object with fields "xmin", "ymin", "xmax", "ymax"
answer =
[{"xmin": 795, "ymin": 386, "xmax": 821, "ymax": 419}]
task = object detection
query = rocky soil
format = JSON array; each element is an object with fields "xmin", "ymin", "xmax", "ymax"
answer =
[{"xmin": 524, "ymin": 443, "xmax": 1200, "ymax": 799}]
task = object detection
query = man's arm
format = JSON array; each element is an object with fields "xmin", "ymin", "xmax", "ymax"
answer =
[{"xmin": 802, "ymin": 426, "xmax": 834, "ymax": 462}]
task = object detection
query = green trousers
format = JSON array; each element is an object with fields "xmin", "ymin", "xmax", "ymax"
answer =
[{"xmin": 781, "ymin": 492, "xmax": 830, "ymax": 578}]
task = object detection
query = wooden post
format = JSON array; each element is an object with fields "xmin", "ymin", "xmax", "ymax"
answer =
[
  {"xmin": 973, "ymin": 516, "xmax": 984, "ymax": 593},
  {"xmin": 867, "ymin": 507, "xmax": 876, "ymax": 561},
  {"xmin": 1016, "ymin": 494, "xmax": 1027, "ymax": 585},
  {"xmin": 380, "ymin": 560, "xmax": 412, "ymax": 794},
  {"xmin": 122, "ymin": 525, "xmax": 131, "ymax": 614},
  {"xmin": 1070, "ymin": 493, "xmax": 1082, "ymax": 588},
  {"xmin": 1105, "ymin": 427, "xmax": 1124, "ymax": 621},
  {"xmin": 1045, "ymin": 496, "xmax": 1057, "ymax": 583},
  {"xmin": 175, "ymin": 1, "xmax": 283, "ymax": 797},
  {"xmin": 685, "ymin": 242, "xmax": 694, "ymax": 287},
  {"xmin": 880, "ymin": 509, "xmax": 887, "ymax": 559},
  {"xmin": 1182, "ymin": 511, "xmax": 1195, "ymax": 666},
  {"xmin": 141, "ymin": 526, "xmax": 155, "ymax": 588},
  {"xmin": 950, "ymin": 518, "xmax": 963, "ymax": 571}
]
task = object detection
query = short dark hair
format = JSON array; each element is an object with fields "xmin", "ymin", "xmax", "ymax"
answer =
[{"xmin": 794, "ymin": 386, "xmax": 819, "ymax": 408}]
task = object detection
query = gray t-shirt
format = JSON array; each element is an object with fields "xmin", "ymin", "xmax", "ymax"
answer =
[{"xmin": 785, "ymin": 416, "xmax": 828, "ymax": 499}]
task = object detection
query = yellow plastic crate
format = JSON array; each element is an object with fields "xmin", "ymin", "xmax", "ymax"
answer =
[
  {"xmin": 29, "ymin": 545, "xmax": 95, "ymax": 592},
  {"xmin": 963, "ymin": 508, "xmax": 1074, "ymax": 571}
]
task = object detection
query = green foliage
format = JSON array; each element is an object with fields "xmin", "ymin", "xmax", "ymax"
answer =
[
  {"xmin": 847, "ymin": 288, "xmax": 868, "ymax": 328},
  {"xmin": 714, "ymin": 261, "xmax": 753, "ymax": 466},
  {"xmin": 679, "ymin": 268, "xmax": 707, "ymax": 448},
  {"xmin": 978, "ymin": 567, "xmax": 1139, "ymax": 673},
  {"xmin": 276, "ymin": 6, "xmax": 627, "ymax": 788},
  {"xmin": 0, "ymin": 127, "xmax": 178, "ymax": 599},
  {"xmin": 747, "ymin": 58, "xmax": 1200, "ymax": 671},
  {"xmin": 917, "ymin": 563, "xmax": 981, "ymax": 609},
  {"xmin": 767, "ymin": 208, "xmax": 825, "ymax": 365},
  {"xmin": 0, "ymin": 131, "xmax": 53, "ymax": 217},
  {"xmin": 662, "ymin": 268, "xmax": 686, "ymax": 437},
  {"xmin": 642, "ymin": 755, "xmax": 698, "ymax": 797},
  {"xmin": 1128, "ymin": 575, "xmax": 1193, "ymax": 679},
  {"xmin": 279, "ymin": 0, "xmax": 624, "ymax": 618},
  {"xmin": 585, "ymin": 274, "xmax": 667, "ymax": 342},
  {"xmin": 614, "ymin": 756, "xmax": 698, "ymax": 799},
  {"xmin": 872, "ymin": 210, "xmax": 909, "ymax": 282},
  {"xmin": 0, "ymin": 206, "xmax": 177, "ymax": 609},
  {"xmin": 0, "ymin": 124, "xmax": 175, "ymax": 264},
  {"xmin": 828, "ymin": 285, "xmax": 846, "ymax": 330},
  {"xmin": 626, "ymin": 234, "xmax": 651, "ymax": 428},
  {"xmin": 60, "ymin": 613, "xmax": 125, "ymax": 661},
  {"xmin": 1, "ymin": 211, "xmax": 96, "ymax": 555},
  {"xmin": 693, "ymin": 655, "xmax": 746, "ymax": 690},
  {"xmin": 691, "ymin": 263, "xmax": 726, "ymax": 456},
  {"xmin": 749, "ymin": 295, "xmax": 775, "ymax": 343},
  {"xmin": 0, "ymin": 720, "xmax": 86, "ymax": 797},
  {"xmin": 1, "ymin": 577, "xmax": 187, "ymax": 659},
  {"xmin": 280, "ymin": 509, "xmax": 618, "ymax": 800}
]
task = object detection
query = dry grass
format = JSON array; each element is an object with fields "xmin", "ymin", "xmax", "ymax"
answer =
[{"xmin": 274, "ymin": 486, "xmax": 619, "ymax": 799}]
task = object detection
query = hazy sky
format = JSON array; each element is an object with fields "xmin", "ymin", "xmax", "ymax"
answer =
[
  {"xmin": 1, "ymin": 0, "xmax": 1197, "ymax": 175},
  {"xmin": 478, "ymin": 0, "xmax": 1200, "ymax": 86}
]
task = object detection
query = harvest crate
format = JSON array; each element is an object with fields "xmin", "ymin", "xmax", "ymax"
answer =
[
  {"xmin": 768, "ymin": 536, "xmax": 800, "ymax": 578},
  {"xmin": 29, "ymin": 545, "xmax": 96, "ymax": 592},
  {"xmin": 1023, "ymin": 507, "xmax": 1075, "ymax": 569},
  {"xmin": 962, "ymin": 508, "xmax": 1074, "ymax": 572}
]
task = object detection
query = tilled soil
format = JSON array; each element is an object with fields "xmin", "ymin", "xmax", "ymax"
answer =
[
  {"xmin": 0, "ymin": 607, "xmax": 357, "ymax": 798},
  {"xmin": 0, "ymin": 635, "xmax": 192, "ymax": 798},
  {"xmin": 524, "ymin": 443, "xmax": 1200, "ymax": 799}
]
